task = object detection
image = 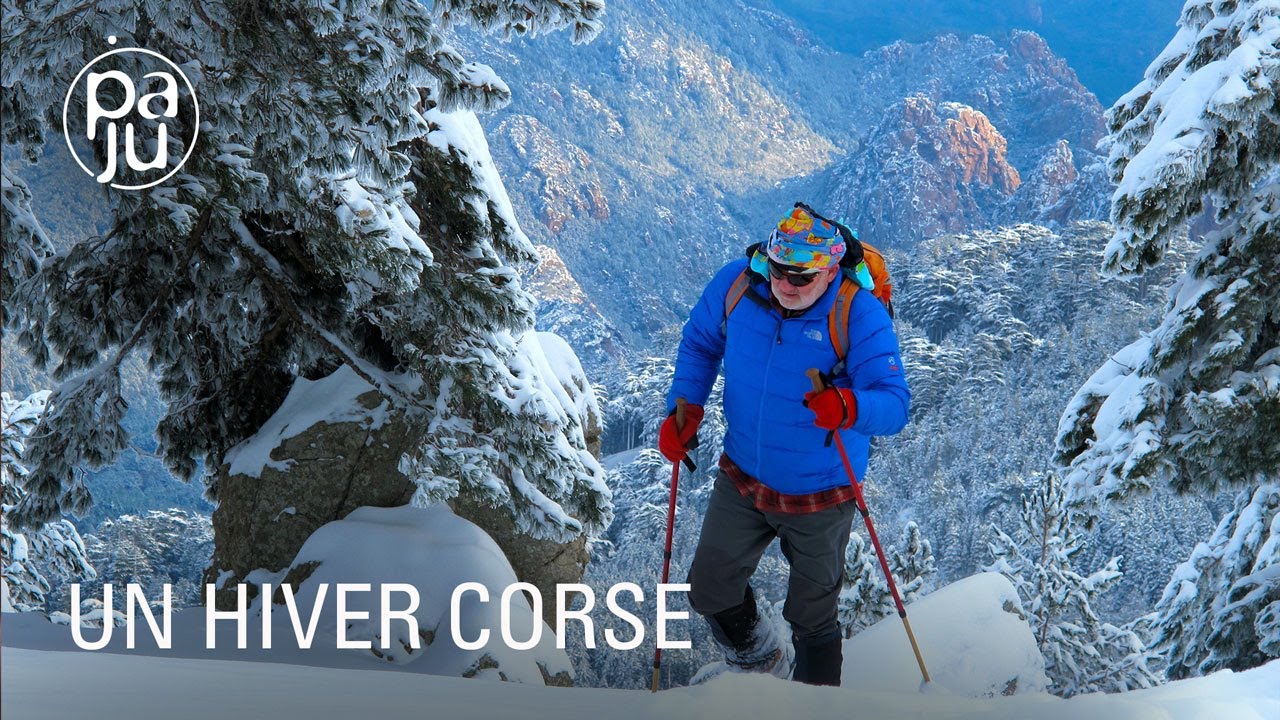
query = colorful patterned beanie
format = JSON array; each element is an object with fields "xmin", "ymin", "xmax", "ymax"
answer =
[{"xmin": 765, "ymin": 206, "xmax": 846, "ymax": 270}]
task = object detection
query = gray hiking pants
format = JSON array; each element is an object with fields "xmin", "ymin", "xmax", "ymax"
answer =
[{"xmin": 686, "ymin": 469, "xmax": 857, "ymax": 641}]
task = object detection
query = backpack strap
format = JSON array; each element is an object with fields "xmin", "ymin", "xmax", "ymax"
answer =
[
  {"xmin": 721, "ymin": 269, "xmax": 772, "ymax": 336},
  {"xmin": 827, "ymin": 277, "xmax": 858, "ymax": 375},
  {"xmin": 725, "ymin": 271, "xmax": 754, "ymax": 319}
]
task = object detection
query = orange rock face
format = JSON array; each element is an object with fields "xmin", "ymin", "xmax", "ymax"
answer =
[{"xmin": 940, "ymin": 105, "xmax": 1022, "ymax": 195}]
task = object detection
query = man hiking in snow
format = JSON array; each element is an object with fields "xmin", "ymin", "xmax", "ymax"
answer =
[{"xmin": 660, "ymin": 204, "xmax": 910, "ymax": 686}]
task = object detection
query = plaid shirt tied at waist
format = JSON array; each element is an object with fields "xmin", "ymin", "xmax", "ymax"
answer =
[{"xmin": 719, "ymin": 454, "xmax": 858, "ymax": 515}]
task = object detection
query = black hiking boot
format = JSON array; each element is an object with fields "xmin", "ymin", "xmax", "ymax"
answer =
[{"xmin": 792, "ymin": 631, "xmax": 842, "ymax": 686}]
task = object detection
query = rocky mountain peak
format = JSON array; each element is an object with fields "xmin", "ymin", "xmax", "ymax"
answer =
[
  {"xmin": 1023, "ymin": 140, "xmax": 1078, "ymax": 202},
  {"xmin": 1008, "ymin": 140, "xmax": 1112, "ymax": 228},
  {"xmin": 825, "ymin": 94, "xmax": 1024, "ymax": 246},
  {"xmin": 849, "ymin": 32, "xmax": 1104, "ymax": 171}
]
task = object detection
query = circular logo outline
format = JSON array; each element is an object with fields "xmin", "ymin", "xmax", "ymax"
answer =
[{"xmin": 62, "ymin": 46, "xmax": 200, "ymax": 191}]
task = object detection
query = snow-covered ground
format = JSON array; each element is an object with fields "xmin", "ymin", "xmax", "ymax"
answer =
[
  {"xmin": 4, "ymin": 641, "xmax": 1276, "ymax": 720},
  {"xmin": 4, "ymin": 505, "xmax": 1278, "ymax": 719}
]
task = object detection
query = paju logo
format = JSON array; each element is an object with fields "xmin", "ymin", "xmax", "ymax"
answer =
[{"xmin": 62, "ymin": 36, "xmax": 199, "ymax": 190}]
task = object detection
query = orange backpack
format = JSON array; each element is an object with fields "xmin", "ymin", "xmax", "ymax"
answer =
[{"xmin": 856, "ymin": 242, "xmax": 893, "ymax": 313}]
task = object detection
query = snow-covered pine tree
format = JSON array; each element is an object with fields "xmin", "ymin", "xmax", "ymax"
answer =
[
  {"xmin": 1055, "ymin": 0, "xmax": 1278, "ymax": 501},
  {"xmin": 1, "ymin": 0, "xmax": 610, "ymax": 542},
  {"xmin": 1053, "ymin": 0, "xmax": 1279, "ymax": 675},
  {"xmin": 838, "ymin": 532, "xmax": 891, "ymax": 636},
  {"xmin": 837, "ymin": 521, "xmax": 936, "ymax": 636},
  {"xmin": 1150, "ymin": 481, "xmax": 1280, "ymax": 679},
  {"xmin": 898, "ymin": 225, "xmax": 1040, "ymax": 354},
  {"xmin": 890, "ymin": 521, "xmax": 937, "ymax": 596},
  {"xmin": 78, "ymin": 509, "xmax": 213, "ymax": 610},
  {"xmin": 601, "ymin": 355, "xmax": 690, "ymax": 454},
  {"xmin": 1, "ymin": 390, "xmax": 95, "ymax": 612},
  {"xmin": 874, "ymin": 221, "xmax": 1208, "ymax": 614},
  {"xmin": 986, "ymin": 473, "xmax": 1160, "ymax": 696}
]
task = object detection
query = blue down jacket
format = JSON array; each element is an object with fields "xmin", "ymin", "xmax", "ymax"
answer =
[{"xmin": 667, "ymin": 258, "xmax": 910, "ymax": 495}]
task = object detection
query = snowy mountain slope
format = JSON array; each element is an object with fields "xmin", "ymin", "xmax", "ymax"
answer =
[
  {"xmin": 815, "ymin": 32, "xmax": 1111, "ymax": 250},
  {"xmin": 0, "ymin": 562, "xmax": 1046, "ymax": 694},
  {"xmin": 472, "ymin": 11, "xmax": 1113, "ymax": 358},
  {"xmin": 463, "ymin": 0, "xmax": 843, "ymax": 346},
  {"xmin": 2, "ymin": 504, "xmax": 574, "ymax": 684},
  {"xmin": 823, "ymin": 95, "xmax": 1025, "ymax": 247},
  {"xmin": 524, "ymin": 245, "xmax": 630, "ymax": 381},
  {"xmin": 6, "ymin": 500, "xmax": 1275, "ymax": 717}
]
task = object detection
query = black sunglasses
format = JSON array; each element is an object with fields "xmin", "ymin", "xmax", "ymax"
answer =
[{"xmin": 767, "ymin": 258, "xmax": 823, "ymax": 287}]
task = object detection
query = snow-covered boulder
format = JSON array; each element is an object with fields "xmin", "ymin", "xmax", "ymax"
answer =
[
  {"xmin": 256, "ymin": 503, "xmax": 574, "ymax": 685},
  {"xmin": 206, "ymin": 364, "xmax": 417, "ymax": 609},
  {"xmin": 842, "ymin": 572, "xmax": 1049, "ymax": 696}
]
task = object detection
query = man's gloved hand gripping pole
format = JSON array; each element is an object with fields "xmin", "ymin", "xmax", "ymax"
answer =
[
  {"xmin": 658, "ymin": 399, "xmax": 703, "ymax": 471},
  {"xmin": 803, "ymin": 382, "xmax": 857, "ymax": 431}
]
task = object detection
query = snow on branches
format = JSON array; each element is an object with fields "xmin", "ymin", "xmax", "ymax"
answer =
[
  {"xmin": 2, "ymin": 391, "xmax": 95, "ymax": 612},
  {"xmin": 986, "ymin": 473, "xmax": 1159, "ymax": 696},
  {"xmin": 1150, "ymin": 480, "xmax": 1280, "ymax": 679},
  {"xmin": 1, "ymin": 0, "xmax": 613, "ymax": 540},
  {"xmin": 1056, "ymin": 3, "xmax": 1279, "ymax": 678},
  {"xmin": 1058, "ymin": 0, "xmax": 1280, "ymax": 507},
  {"xmin": 1104, "ymin": 0, "xmax": 1279, "ymax": 275}
]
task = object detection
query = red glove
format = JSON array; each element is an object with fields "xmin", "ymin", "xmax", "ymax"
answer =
[
  {"xmin": 803, "ymin": 387, "xmax": 857, "ymax": 430},
  {"xmin": 658, "ymin": 404, "xmax": 704, "ymax": 463}
]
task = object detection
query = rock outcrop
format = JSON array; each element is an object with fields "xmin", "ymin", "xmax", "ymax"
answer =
[
  {"xmin": 1007, "ymin": 140, "xmax": 1113, "ymax": 227},
  {"xmin": 825, "ymin": 95, "xmax": 1022, "ymax": 246},
  {"xmin": 939, "ymin": 104, "xmax": 1022, "ymax": 196},
  {"xmin": 203, "ymin": 337, "xmax": 604, "ymax": 636},
  {"xmin": 202, "ymin": 371, "xmax": 417, "ymax": 608}
]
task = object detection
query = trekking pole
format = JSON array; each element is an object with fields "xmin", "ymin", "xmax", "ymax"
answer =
[
  {"xmin": 806, "ymin": 369, "xmax": 931, "ymax": 684},
  {"xmin": 652, "ymin": 397, "xmax": 695, "ymax": 692}
]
